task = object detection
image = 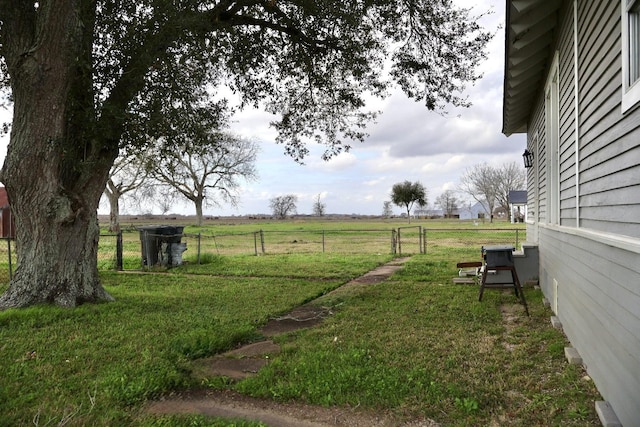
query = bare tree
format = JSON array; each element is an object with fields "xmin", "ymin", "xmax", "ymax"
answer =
[
  {"xmin": 391, "ymin": 181, "xmax": 428, "ymax": 223},
  {"xmin": 460, "ymin": 162, "xmax": 526, "ymax": 223},
  {"xmin": 312, "ymin": 194, "xmax": 326, "ymax": 217},
  {"xmin": 103, "ymin": 149, "xmax": 154, "ymax": 232},
  {"xmin": 270, "ymin": 195, "xmax": 298, "ymax": 219},
  {"xmin": 494, "ymin": 162, "xmax": 526, "ymax": 221},
  {"xmin": 459, "ymin": 163, "xmax": 498, "ymax": 222},
  {"xmin": 435, "ymin": 190, "xmax": 459, "ymax": 218},
  {"xmin": 153, "ymin": 185, "xmax": 179, "ymax": 216},
  {"xmin": 382, "ymin": 201, "xmax": 394, "ymax": 218},
  {"xmin": 150, "ymin": 132, "xmax": 259, "ymax": 226}
]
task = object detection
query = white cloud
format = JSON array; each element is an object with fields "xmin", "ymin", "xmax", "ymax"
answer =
[
  {"xmin": 363, "ymin": 177, "xmax": 386, "ymax": 186},
  {"xmin": 308, "ymin": 151, "xmax": 357, "ymax": 172},
  {"xmin": 441, "ymin": 182, "xmax": 458, "ymax": 191}
]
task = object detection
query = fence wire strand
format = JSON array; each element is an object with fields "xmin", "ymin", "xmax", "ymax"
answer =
[
  {"xmin": 0, "ymin": 228, "xmax": 525, "ymax": 281},
  {"xmin": 101, "ymin": 227, "xmax": 524, "ymax": 271}
]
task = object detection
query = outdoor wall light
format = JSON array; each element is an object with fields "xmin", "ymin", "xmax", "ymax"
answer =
[{"xmin": 522, "ymin": 149, "xmax": 534, "ymax": 168}]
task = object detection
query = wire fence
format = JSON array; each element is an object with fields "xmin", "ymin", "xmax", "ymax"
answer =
[
  {"xmin": 106, "ymin": 226, "xmax": 424, "ymax": 270},
  {"xmin": 0, "ymin": 227, "xmax": 525, "ymax": 280},
  {"xmin": 423, "ymin": 228, "xmax": 524, "ymax": 251}
]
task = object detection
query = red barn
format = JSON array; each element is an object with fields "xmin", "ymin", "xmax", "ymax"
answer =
[{"xmin": 0, "ymin": 187, "xmax": 15, "ymax": 238}]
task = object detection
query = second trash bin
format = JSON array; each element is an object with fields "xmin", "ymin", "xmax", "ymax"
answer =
[{"xmin": 139, "ymin": 225, "xmax": 187, "ymax": 268}]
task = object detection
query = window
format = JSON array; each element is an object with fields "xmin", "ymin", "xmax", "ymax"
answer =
[
  {"xmin": 545, "ymin": 53, "xmax": 560, "ymax": 225},
  {"xmin": 622, "ymin": 0, "xmax": 640, "ymax": 111},
  {"xmin": 533, "ymin": 132, "xmax": 540, "ymax": 225},
  {"xmin": 630, "ymin": 3, "xmax": 640, "ymax": 83}
]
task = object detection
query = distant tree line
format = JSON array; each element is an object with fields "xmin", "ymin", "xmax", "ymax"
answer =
[{"xmin": 386, "ymin": 161, "xmax": 526, "ymax": 222}]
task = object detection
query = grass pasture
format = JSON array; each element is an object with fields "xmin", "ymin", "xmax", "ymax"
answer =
[
  {"xmin": 94, "ymin": 217, "xmax": 525, "ymax": 270},
  {"xmin": 0, "ymin": 218, "xmax": 602, "ymax": 426}
]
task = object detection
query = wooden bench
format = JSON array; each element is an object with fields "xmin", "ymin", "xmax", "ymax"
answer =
[
  {"xmin": 453, "ymin": 261, "xmax": 482, "ymax": 285},
  {"xmin": 452, "ymin": 277, "xmax": 476, "ymax": 284}
]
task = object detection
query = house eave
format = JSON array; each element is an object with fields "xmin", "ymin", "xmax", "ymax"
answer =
[{"xmin": 502, "ymin": 0, "xmax": 563, "ymax": 136}]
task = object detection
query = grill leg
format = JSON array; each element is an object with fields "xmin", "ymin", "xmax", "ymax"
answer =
[
  {"xmin": 479, "ymin": 269, "xmax": 488, "ymax": 301},
  {"xmin": 511, "ymin": 268, "xmax": 529, "ymax": 316},
  {"xmin": 478, "ymin": 266, "xmax": 529, "ymax": 316}
]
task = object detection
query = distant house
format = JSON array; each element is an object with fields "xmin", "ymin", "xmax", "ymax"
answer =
[
  {"xmin": 0, "ymin": 187, "xmax": 14, "ymax": 238},
  {"xmin": 414, "ymin": 208, "xmax": 461, "ymax": 219},
  {"xmin": 503, "ymin": 1, "xmax": 640, "ymax": 425},
  {"xmin": 458, "ymin": 201, "xmax": 490, "ymax": 221},
  {"xmin": 508, "ymin": 190, "xmax": 527, "ymax": 223}
]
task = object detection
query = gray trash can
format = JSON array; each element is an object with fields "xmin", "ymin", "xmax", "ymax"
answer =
[{"xmin": 139, "ymin": 225, "xmax": 186, "ymax": 267}]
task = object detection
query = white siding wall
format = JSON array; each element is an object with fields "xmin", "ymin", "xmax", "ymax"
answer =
[
  {"xmin": 578, "ymin": 1, "xmax": 640, "ymax": 238},
  {"xmin": 558, "ymin": 4, "xmax": 577, "ymax": 227},
  {"xmin": 538, "ymin": 227, "xmax": 640, "ymax": 427},
  {"xmin": 525, "ymin": 1, "xmax": 640, "ymax": 426}
]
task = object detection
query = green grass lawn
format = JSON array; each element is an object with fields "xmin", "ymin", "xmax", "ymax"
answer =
[
  {"xmin": 0, "ymin": 253, "xmax": 389, "ymax": 426},
  {"xmin": 236, "ymin": 253, "xmax": 602, "ymax": 426},
  {"xmin": 0, "ymin": 220, "xmax": 601, "ymax": 426}
]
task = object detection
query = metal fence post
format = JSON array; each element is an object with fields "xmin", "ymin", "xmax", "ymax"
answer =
[
  {"xmin": 423, "ymin": 229, "xmax": 427, "ymax": 254},
  {"xmin": 197, "ymin": 233, "xmax": 202, "ymax": 264},
  {"xmin": 254, "ymin": 231, "xmax": 258, "ymax": 256},
  {"xmin": 397, "ymin": 228, "xmax": 402, "ymax": 255},
  {"xmin": 260, "ymin": 229, "xmax": 265, "ymax": 254},
  {"xmin": 143, "ymin": 230, "xmax": 150, "ymax": 269},
  {"xmin": 322, "ymin": 230, "xmax": 325, "ymax": 253},
  {"xmin": 116, "ymin": 231, "xmax": 123, "ymax": 271},
  {"xmin": 391, "ymin": 229, "xmax": 397, "ymax": 254},
  {"xmin": 419, "ymin": 226, "xmax": 423, "ymax": 254}
]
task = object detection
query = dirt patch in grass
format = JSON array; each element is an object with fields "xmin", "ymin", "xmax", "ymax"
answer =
[
  {"xmin": 144, "ymin": 257, "xmax": 439, "ymax": 426},
  {"xmin": 260, "ymin": 305, "xmax": 333, "ymax": 337},
  {"xmin": 146, "ymin": 389, "xmax": 438, "ymax": 427},
  {"xmin": 500, "ymin": 301, "xmax": 524, "ymax": 325}
]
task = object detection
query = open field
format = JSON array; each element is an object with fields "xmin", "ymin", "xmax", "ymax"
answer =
[
  {"xmin": 94, "ymin": 216, "xmax": 526, "ymax": 270},
  {"xmin": 0, "ymin": 219, "xmax": 602, "ymax": 426},
  {"xmin": 103, "ymin": 214, "xmax": 513, "ymax": 231},
  {"xmin": 2, "ymin": 217, "xmax": 524, "ymax": 283}
]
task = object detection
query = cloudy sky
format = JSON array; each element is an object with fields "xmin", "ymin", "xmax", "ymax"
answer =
[
  {"xmin": 0, "ymin": 0, "xmax": 526, "ymax": 217},
  {"xmin": 222, "ymin": 0, "xmax": 527, "ymax": 216}
]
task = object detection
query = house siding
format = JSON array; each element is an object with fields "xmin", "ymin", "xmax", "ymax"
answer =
[
  {"xmin": 529, "ymin": 107, "xmax": 546, "ymax": 224},
  {"xmin": 538, "ymin": 227, "xmax": 640, "ymax": 427},
  {"xmin": 520, "ymin": 1, "xmax": 640, "ymax": 426},
  {"xmin": 578, "ymin": 0, "xmax": 640, "ymax": 238},
  {"xmin": 557, "ymin": 2, "xmax": 577, "ymax": 227}
]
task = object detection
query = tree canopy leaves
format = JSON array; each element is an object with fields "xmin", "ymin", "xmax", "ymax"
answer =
[
  {"xmin": 0, "ymin": 0, "xmax": 492, "ymax": 161},
  {"xmin": 391, "ymin": 180, "xmax": 428, "ymax": 221},
  {"xmin": 0, "ymin": 0, "xmax": 492, "ymax": 308}
]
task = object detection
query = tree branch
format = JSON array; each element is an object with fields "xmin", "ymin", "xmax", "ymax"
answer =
[{"xmin": 219, "ymin": 13, "xmax": 335, "ymax": 51}]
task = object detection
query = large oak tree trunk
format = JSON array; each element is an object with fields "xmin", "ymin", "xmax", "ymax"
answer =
[
  {"xmin": 0, "ymin": 1, "xmax": 116, "ymax": 309},
  {"xmin": 0, "ymin": 112, "xmax": 116, "ymax": 309},
  {"xmin": 0, "ymin": 122, "xmax": 115, "ymax": 308},
  {"xmin": 0, "ymin": 192, "xmax": 113, "ymax": 308}
]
